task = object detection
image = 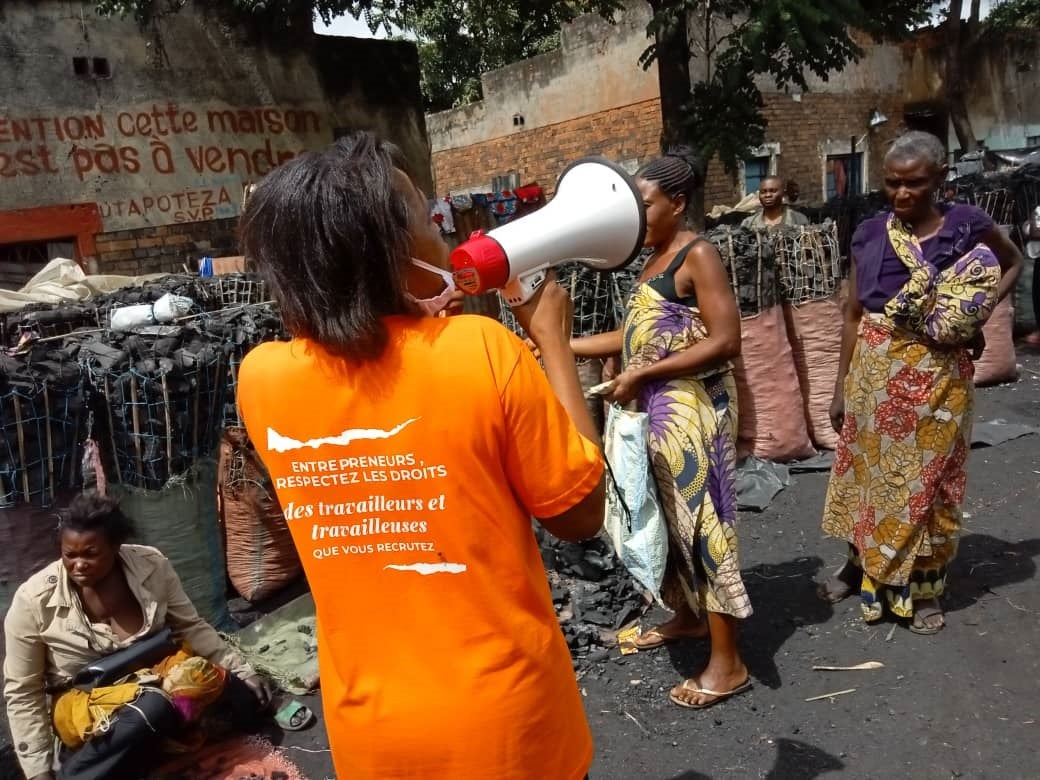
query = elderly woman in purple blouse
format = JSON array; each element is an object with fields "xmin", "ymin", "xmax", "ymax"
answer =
[{"xmin": 818, "ymin": 131, "xmax": 1022, "ymax": 634}]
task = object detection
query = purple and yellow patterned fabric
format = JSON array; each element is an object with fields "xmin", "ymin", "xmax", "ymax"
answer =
[
  {"xmin": 883, "ymin": 214, "xmax": 1000, "ymax": 344},
  {"xmin": 622, "ymin": 284, "xmax": 751, "ymax": 618},
  {"xmin": 852, "ymin": 203, "xmax": 994, "ymax": 313}
]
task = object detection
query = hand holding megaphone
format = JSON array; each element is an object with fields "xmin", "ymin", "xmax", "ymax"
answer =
[
  {"xmin": 450, "ymin": 156, "xmax": 647, "ymax": 306},
  {"xmin": 510, "ymin": 269, "xmax": 574, "ymax": 346}
]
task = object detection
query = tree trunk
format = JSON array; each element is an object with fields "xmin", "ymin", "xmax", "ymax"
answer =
[
  {"xmin": 648, "ymin": 1, "xmax": 705, "ymax": 229},
  {"xmin": 945, "ymin": 0, "xmax": 980, "ymax": 155}
]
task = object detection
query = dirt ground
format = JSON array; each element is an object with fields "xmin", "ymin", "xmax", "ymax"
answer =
[{"xmin": 3, "ymin": 351, "xmax": 1038, "ymax": 780}]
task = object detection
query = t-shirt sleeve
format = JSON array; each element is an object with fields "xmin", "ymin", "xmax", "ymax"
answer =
[
  {"xmin": 494, "ymin": 335, "xmax": 604, "ymax": 519},
  {"xmin": 964, "ymin": 204, "xmax": 995, "ymax": 243},
  {"xmin": 850, "ymin": 217, "xmax": 876, "ymax": 260}
]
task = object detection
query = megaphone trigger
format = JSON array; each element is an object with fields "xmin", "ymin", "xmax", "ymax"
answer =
[{"xmin": 503, "ymin": 268, "xmax": 548, "ymax": 307}]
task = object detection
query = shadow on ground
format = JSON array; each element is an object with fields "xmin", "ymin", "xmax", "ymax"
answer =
[
  {"xmin": 663, "ymin": 556, "xmax": 833, "ymax": 691},
  {"xmin": 664, "ymin": 737, "xmax": 845, "ymax": 780},
  {"xmin": 945, "ymin": 533, "xmax": 1040, "ymax": 612},
  {"xmin": 764, "ymin": 737, "xmax": 845, "ymax": 778}
]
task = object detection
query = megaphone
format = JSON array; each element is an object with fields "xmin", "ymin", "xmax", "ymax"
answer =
[{"xmin": 450, "ymin": 156, "xmax": 647, "ymax": 306}]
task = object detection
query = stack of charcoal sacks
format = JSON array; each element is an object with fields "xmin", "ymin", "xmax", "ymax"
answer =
[
  {"xmin": 706, "ymin": 226, "xmax": 815, "ymax": 461},
  {"xmin": 774, "ymin": 222, "xmax": 844, "ymax": 449},
  {"xmin": 0, "ymin": 337, "xmax": 87, "ymax": 619},
  {"xmin": 0, "ymin": 273, "xmax": 303, "ymax": 628},
  {"xmin": 92, "ymin": 274, "xmax": 299, "ymax": 619},
  {"xmin": 76, "ymin": 284, "xmax": 234, "ymax": 628}
]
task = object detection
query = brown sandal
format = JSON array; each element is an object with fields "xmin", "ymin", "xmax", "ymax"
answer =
[{"xmin": 909, "ymin": 600, "xmax": 945, "ymax": 635}]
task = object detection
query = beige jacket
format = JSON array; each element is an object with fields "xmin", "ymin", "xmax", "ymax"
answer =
[
  {"xmin": 2, "ymin": 544, "xmax": 252, "ymax": 777},
  {"xmin": 741, "ymin": 207, "xmax": 810, "ymax": 229}
]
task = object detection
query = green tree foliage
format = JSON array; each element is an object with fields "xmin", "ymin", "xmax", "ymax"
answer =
[
  {"xmin": 987, "ymin": 0, "xmax": 1040, "ymax": 30},
  {"xmin": 377, "ymin": 2, "xmax": 623, "ymax": 111},
  {"xmin": 641, "ymin": 0, "xmax": 934, "ymax": 178}
]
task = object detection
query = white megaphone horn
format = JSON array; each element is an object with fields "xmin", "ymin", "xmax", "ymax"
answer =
[{"xmin": 450, "ymin": 156, "xmax": 647, "ymax": 306}]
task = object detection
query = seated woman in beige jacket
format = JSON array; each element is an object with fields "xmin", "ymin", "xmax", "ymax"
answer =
[{"xmin": 3, "ymin": 493, "xmax": 271, "ymax": 780}]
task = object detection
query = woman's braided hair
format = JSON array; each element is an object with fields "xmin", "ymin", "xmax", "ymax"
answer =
[{"xmin": 636, "ymin": 146, "xmax": 702, "ymax": 214}]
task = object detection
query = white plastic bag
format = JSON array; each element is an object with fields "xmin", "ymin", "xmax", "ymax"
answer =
[
  {"xmin": 603, "ymin": 404, "xmax": 668, "ymax": 603},
  {"xmin": 110, "ymin": 293, "xmax": 194, "ymax": 331}
]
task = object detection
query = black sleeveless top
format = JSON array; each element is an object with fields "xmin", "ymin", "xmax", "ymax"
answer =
[{"xmin": 643, "ymin": 239, "xmax": 702, "ymax": 307}]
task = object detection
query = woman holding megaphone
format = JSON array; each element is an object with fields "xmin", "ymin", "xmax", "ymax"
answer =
[
  {"xmin": 573, "ymin": 148, "xmax": 752, "ymax": 710},
  {"xmin": 236, "ymin": 132, "xmax": 605, "ymax": 779}
]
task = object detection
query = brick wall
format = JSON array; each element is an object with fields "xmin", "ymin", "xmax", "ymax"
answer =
[
  {"xmin": 91, "ymin": 218, "xmax": 239, "ymax": 276},
  {"xmin": 432, "ymin": 91, "xmax": 905, "ymax": 213},
  {"xmin": 753, "ymin": 92, "xmax": 905, "ymax": 204},
  {"xmin": 433, "ymin": 99, "xmax": 663, "ymax": 197}
]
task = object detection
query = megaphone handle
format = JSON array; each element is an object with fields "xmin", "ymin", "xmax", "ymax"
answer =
[{"xmin": 503, "ymin": 270, "xmax": 548, "ymax": 307}]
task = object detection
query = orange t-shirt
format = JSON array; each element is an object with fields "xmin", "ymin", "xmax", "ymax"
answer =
[{"xmin": 237, "ymin": 314, "xmax": 603, "ymax": 779}]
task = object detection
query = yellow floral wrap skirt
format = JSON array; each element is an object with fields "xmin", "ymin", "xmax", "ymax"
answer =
[{"xmin": 821, "ymin": 313, "xmax": 974, "ymax": 621}]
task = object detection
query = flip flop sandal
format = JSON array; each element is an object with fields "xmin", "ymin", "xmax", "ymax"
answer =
[
  {"xmin": 669, "ymin": 678, "xmax": 753, "ymax": 710},
  {"xmin": 632, "ymin": 626, "xmax": 707, "ymax": 650},
  {"xmin": 631, "ymin": 627, "xmax": 675, "ymax": 650},
  {"xmin": 275, "ymin": 699, "xmax": 316, "ymax": 731},
  {"xmin": 909, "ymin": 605, "xmax": 945, "ymax": 635}
]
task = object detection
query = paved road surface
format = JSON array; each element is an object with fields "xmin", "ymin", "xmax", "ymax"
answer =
[{"xmin": 3, "ymin": 353, "xmax": 1037, "ymax": 780}]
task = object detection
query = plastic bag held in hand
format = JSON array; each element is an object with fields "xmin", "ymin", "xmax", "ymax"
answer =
[{"xmin": 603, "ymin": 404, "xmax": 668, "ymax": 603}]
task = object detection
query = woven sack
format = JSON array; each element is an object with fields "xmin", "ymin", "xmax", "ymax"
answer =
[
  {"xmin": 732, "ymin": 305, "xmax": 816, "ymax": 462},
  {"xmin": 109, "ymin": 460, "xmax": 232, "ymax": 629},
  {"xmin": 783, "ymin": 296, "xmax": 843, "ymax": 449},
  {"xmin": 218, "ymin": 427, "xmax": 301, "ymax": 603},
  {"xmin": 974, "ymin": 296, "xmax": 1018, "ymax": 386}
]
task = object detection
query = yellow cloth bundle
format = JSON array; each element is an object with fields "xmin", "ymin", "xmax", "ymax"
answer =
[{"xmin": 53, "ymin": 683, "xmax": 142, "ymax": 749}]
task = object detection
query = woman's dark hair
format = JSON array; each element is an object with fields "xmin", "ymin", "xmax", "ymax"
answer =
[
  {"xmin": 239, "ymin": 131, "xmax": 415, "ymax": 361},
  {"xmin": 637, "ymin": 146, "xmax": 703, "ymax": 213},
  {"xmin": 58, "ymin": 492, "xmax": 134, "ymax": 546}
]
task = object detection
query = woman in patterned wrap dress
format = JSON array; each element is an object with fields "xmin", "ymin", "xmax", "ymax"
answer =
[
  {"xmin": 819, "ymin": 131, "xmax": 1022, "ymax": 634},
  {"xmin": 572, "ymin": 149, "xmax": 752, "ymax": 709}
]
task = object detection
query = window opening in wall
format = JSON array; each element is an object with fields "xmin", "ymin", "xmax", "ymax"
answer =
[
  {"xmin": 743, "ymin": 156, "xmax": 771, "ymax": 196},
  {"xmin": 1027, "ymin": 135, "xmax": 1040, "ymax": 147},
  {"xmin": 72, "ymin": 57, "xmax": 89, "ymax": 77},
  {"xmin": 826, "ymin": 153, "xmax": 863, "ymax": 200},
  {"xmin": 92, "ymin": 57, "xmax": 111, "ymax": 79},
  {"xmin": 0, "ymin": 240, "xmax": 67, "ymax": 291}
]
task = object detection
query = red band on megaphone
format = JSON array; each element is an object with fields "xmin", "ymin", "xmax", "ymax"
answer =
[{"xmin": 449, "ymin": 232, "xmax": 509, "ymax": 295}]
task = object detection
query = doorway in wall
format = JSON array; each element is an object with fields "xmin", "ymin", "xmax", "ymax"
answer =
[
  {"xmin": 0, "ymin": 203, "xmax": 101, "ymax": 290},
  {"xmin": 0, "ymin": 239, "xmax": 75, "ymax": 290}
]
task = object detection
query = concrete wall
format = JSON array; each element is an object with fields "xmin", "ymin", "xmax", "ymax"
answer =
[
  {"xmin": 0, "ymin": 0, "xmax": 429, "ymax": 278},
  {"xmin": 903, "ymin": 31, "xmax": 1040, "ymax": 152},
  {"xmin": 427, "ymin": 2, "xmax": 658, "ymax": 192}
]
